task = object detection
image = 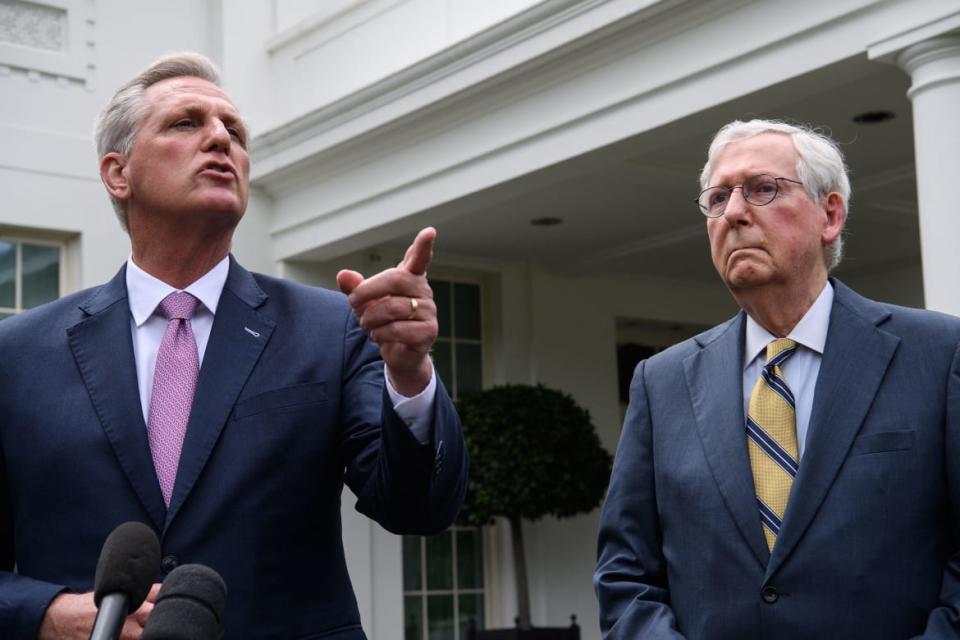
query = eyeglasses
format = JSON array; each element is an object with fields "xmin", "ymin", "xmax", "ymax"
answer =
[{"xmin": 695, "ymin": 174, "xmax": 803, "ymax": 218}]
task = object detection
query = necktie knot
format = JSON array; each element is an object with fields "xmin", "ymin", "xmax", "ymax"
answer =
[
  {"xmin": 765, "ymin": 338, "xmax": 796, "ymax": 369},
  {"xmin": 158, "ymin": 291, "xmax": 199, "ymax": 321}
]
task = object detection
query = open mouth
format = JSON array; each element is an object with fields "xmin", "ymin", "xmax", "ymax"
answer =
[{"xmin": 201, "ymin": 162, "xmax": 234, "ymax": 176}]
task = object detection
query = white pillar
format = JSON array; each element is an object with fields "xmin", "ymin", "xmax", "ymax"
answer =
[{"xmin": 897, "ymin": 36, "xmax": 960, "ymax": 316}]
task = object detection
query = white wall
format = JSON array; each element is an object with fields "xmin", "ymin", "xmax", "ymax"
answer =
[
  {"xmin": 0, "ymin": 0, "xmax": 231, "ymax": 289},
  {"xmin": 251, "ymin": 0, "xmax": 542, "ymax": 131}
]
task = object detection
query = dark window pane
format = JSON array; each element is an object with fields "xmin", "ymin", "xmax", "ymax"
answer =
[
  {"xmin": 425, "ymin": 532, "xmax": 452, "ymax": 590},
  {"xmin": 0, "ymin": 241, "xmax": 14, "ymax": 308},
  {"xmin": 432, "ymin": 279, "xmax": 451, "ymax": 338},
  {"xmin": 455, "ymin": 344, "xmax": 482, "ymax": 394},
  {"xmin": 458, "ymin": 593, "xmax": 484, "ymax": 639},
  {"xmin": 457, "ymin": 529, "xmax": 482, "ymax": 589},
  {"xmin": 454, "ymin": 284, "xmax": 481, "ymax": 340},
  {"xmin": 21, "ymin": 244, "xmax": 59, "ymax": 309},
  {"xmin": 427, "ymin": 595, "xmax": 455, "ymax": 640},
  {"xmin": 405, "ymin": 595, "xmax": 424, "ymax": 640},
  {"xmin": 403, "ymin": 536, "xmax": 423, "ymax": 591},
  {"xmin": 432, "ymin": 341, "xmax": 453, "ymax": 395}
]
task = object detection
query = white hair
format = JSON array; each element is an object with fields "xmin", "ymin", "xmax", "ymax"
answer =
[
  {"xmin": 699, "ymin": 119, "xmax": 851, "ymax": 271},
  {"xmin": 93, "ymin": 52, "xmax": 221, "ymax": 231}
]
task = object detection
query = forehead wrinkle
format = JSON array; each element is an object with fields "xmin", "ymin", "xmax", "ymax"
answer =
[
  {"xmin": 709, "ymin": 136, "xmax": 798, "ymax": 187},
  {"xmin": 146, "ymin": 79, "xmax": 241, "ymax": 118}
]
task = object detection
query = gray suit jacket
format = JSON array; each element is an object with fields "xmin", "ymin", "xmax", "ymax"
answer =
[{"xmin": 595, "ymin": 280, "xmax": 960, "ymax": 639}]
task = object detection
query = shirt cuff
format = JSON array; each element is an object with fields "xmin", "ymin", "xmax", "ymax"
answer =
[{"xmin": 385, "ymin": 363, "xmax": 437, "ymax": 445}]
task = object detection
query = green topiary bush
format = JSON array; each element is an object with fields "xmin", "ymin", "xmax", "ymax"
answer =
[{"xmin": 456, "ymin": 384, "xmax": 613, "ymax": 629}]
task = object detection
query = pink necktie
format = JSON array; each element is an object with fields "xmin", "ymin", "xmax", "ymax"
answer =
[{"xmin": 148, "ymin": 291, "xmax": 200, "ymax": 507}]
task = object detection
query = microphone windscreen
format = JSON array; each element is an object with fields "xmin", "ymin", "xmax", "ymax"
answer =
[
  {"xmin": 93, "ymin": 521, "xmax": 161, "ymax": 613},
  {"xmin": 142, "ymin": 564, "xmax": 227, "ymax": 640}
]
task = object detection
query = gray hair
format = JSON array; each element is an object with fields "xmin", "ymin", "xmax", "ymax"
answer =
[
  {"xmin": 94, "ymin": 52, "xmax": 221, "ymax": 230},
  {"xmin": 699, "ymin": 119, "xmax": 851, "ymax": 271}
]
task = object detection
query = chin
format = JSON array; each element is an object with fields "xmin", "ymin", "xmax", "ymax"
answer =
[
  {"xmin": 723, "ymin": 267, "xmax": 771, "ymax": 291},
  {"xmin": 197, "ymin": 199, "xmax": 245, "ymax": 220}
]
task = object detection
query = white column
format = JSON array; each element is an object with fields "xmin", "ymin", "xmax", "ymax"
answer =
[{"xmin": 897, "ymin": 36, "xmax": 960, "ymax": 316}]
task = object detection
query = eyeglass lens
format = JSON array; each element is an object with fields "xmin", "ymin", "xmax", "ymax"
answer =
[{"xmin": 699, "ymin": 175, "xmax": 780, "ymax": 216}]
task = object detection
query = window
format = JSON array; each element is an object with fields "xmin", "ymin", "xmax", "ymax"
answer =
[
  {"xmin": 0, "ymin": 238, "xmax": 62, "ymax": 319},
  {"xmin": 430, "ymin": 280, "xmax": 483, "ymax": 398},
  {"xmin": 402, "ymin": 278, "xmax": 485, "ymax": 640},
  {"xmin": 403, "ymin": 527, "xmax": 485, "ymax": 640}
]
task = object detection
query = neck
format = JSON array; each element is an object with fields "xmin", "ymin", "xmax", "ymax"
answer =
[
  {"xmin": 732, "ymin": 277, "xmax": 827, "ymax": 338},
  {"xmin": 127, "ymin": 209, "xmax": 236, "ymax": 289},
  {"xmin": 130, "ymin": 232, "xmax": 231, "ymax": 290}
]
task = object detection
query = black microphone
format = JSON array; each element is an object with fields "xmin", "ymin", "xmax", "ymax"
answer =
[
  {"xmin": 141, "ymin": 563, "xmax": 227, "ymax": 640},
  {"xmin": 90, "ymin": 521, "xmax": 161, "ymax": 640}
]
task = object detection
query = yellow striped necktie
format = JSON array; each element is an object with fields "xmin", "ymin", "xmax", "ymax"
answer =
[{"xmin": 746, "ymin": 338, "xmax": 798, "ymax": 552}]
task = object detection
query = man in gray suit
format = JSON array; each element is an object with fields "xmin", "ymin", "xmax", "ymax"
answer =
[{"xmin": 595, "ymin": 119, "xmax": 960, "ymax": 638}]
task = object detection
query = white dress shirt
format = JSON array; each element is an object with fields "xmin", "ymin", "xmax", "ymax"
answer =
[
  {"xmin": 742, "ymin": 282, "xmax": 834, "ymax": 459},
  {"xmin": 125, "ymin": 256, "xmax": 436, "ymax": 442}
]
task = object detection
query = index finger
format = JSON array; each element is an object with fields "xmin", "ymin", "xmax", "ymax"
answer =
[
  {"xmin": 144, "ymin": 583, "xmax": 162, "ymax": 604},
  {"xmin": 399, "ymin": 227, "xmax": 436, "ymax": 276}
]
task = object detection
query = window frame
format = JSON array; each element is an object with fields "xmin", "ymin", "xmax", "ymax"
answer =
[
  {"xmin": 0, "ymin": 235, "xmax": 65, "ymax": 317},
  {"xmin": 401, "ymin": 274, "xmax": 499, "ymax": 639}
]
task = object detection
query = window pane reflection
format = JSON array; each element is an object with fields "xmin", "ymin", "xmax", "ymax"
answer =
[
  {"xmin": 0, "ymin": 241, "xmax": 14, "ymax": 308},
  {"xmin": 455, "ymin": 343, "xmax": 482, "ymax": 394},
  {"xmin": 427, "ymin": 595, "xmax": 455, "ymax": 640},
  {"xmin": 453, "ymin": 283, "xmax": 481, "ymax": 339},
  {"xmin": 458, "ymin": 593, "xmax": 484, "ymax": 639},
  {"xmin": 405, "ymin": 595, "xmax": 423, "ymax": 640},
  {"xmin": 403, "ymin": 536, "xmax": 422, "ymax": 591},
  {"xmin": 426, "ymin": 533, "xmax": 452, "ymax": 590},
  {"xmin": 457, "ymin": 529, "xmax": 482, "ymax": 589},
  {"xmin": 22, "ymin": 244, "xmax": 59, "ymax": 309}
]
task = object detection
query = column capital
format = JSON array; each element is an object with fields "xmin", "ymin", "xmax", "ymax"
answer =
[{"xmin": 895, "ymin": 35, "xmax": 960, "ymax": 100}]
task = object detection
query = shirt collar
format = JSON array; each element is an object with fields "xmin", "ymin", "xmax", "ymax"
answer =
[
  {"xmin": 126, "ymin": 255, "xmax": 230, "ymax": 327},
  {"xmin": 744, "ymin": 281, "xmax": 834, "ymax": 369}
]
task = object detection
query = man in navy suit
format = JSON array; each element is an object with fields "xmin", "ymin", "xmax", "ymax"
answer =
[
  {"xmin": 0, "ymin": 53, "xmax": 467, "ymax": 639},
  {"xmin": 595, "ymin": 119, "xmax": 960, "ymax": 638}
]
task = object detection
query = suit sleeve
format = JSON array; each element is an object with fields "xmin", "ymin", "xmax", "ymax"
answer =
[
  {"xmin": 0, "ymin": 437, "xmax": 67, "ymax": 639},
  {"xmin": 337, "ymin": 313, "xmax": 468, "ymax": 535},
  {"xmin": 914, "ymin": 341, "xmax": 960, "ymax": 638},
  {"xmin": 594, "ymin": 360, "xmax": 686, "ymax": 639}
]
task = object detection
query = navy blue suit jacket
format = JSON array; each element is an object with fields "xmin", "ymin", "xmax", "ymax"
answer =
[
  {"xmin": 0, "ymin": 258, "xmax": 467, "ymax": 639},
  {"xmin": 596, "ymin": 280, "xmax": 960, "ymax": 639}
]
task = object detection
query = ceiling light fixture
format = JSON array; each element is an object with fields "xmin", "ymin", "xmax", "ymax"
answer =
[
  {"xmin": 852, "ymin": 110, "xmax": 896, "ymax": 125},
  {"xmin": 530, "ymin": 216, "xmax": 563, "ymax": 227}
]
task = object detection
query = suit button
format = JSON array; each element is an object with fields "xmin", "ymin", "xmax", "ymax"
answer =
[
  {"xmin": 161, "ymin": 555, "xmax": 179, "ymax": 573},
  {"xmin": 761, "ymin": 586, "xmax": 779, "ymax": 603}
]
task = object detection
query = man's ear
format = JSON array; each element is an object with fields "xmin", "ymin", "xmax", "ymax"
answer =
[
  {"xmin": 821, "ymin": 191, "xmax": 846, "ymax": 246},
  {"xmin": 100, "ymin": 152, "xmax": 130, "ymax": 202}
]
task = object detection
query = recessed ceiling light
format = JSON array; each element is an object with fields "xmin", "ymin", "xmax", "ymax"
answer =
[
  {"xmin": 852, "ymin": 110, "xmax": 896, "ymax": 125},
  {"xmin": 530, "ymin": 216, "xmax": 563, "ymax": 226}
]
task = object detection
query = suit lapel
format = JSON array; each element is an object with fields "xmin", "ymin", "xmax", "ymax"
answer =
[
  {"xmin": 165, "ymin": 259, "xmax": 275, "ymax": 526},
  {"xmin": 67, "ymin": 266, "xmax": 167, "ymax": 530},
  {"xmin": 765, "ymin": 281, "xmax": 898, "ymax": 578},
  {"xmin": 684, "ymin": 313, "xmax": 770, "ymax": 568}
]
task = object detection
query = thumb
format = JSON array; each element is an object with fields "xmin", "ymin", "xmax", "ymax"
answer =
[{"xmin": 336, "ymin": 269, "xmax": 364, "ymax": 296}]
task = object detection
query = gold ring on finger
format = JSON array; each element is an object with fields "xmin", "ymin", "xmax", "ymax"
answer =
[{"xmin": 408, "ymin": 297, "xmax": 419, "ymax": 320}]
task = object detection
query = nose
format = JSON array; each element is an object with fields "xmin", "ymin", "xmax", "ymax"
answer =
[
  {"xmin": 722, "ymin": 187, "xmax": 751, "ymax": 226},
  {"xmin": 203, "ymin": 119, "xmax": 231, "ymax": 153}
]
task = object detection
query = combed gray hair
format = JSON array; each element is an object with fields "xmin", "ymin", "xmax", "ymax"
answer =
[
  {"xmin": 699, "ymin": 119, "xmax": 851, "ymax": 271},
  {"xmin": 94, "ymin": 52, "xmax": 221, "ymax": 230}
]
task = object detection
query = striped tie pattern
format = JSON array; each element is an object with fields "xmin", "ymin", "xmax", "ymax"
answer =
[{"xmin": 746, "ymin": 338, "xmax": 798, "ymax": 552}]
